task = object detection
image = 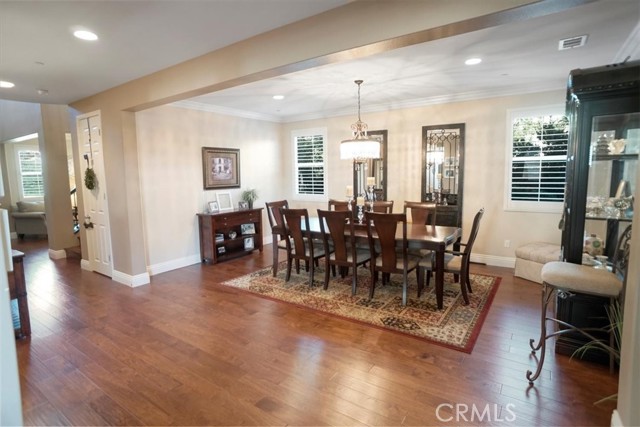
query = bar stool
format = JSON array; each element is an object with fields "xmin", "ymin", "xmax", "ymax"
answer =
[{"xmin": 526, "ymin": 261, "xmax": 622, "ymax": 385}]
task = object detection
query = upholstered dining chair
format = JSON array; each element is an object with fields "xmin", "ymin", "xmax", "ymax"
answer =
[
  {"xmin": 420, "ymin": 208, "xmax": 484, "ymax": 304},
  {"xmin": 280, "ymin": 208, "xmax": 328, "ymax": 287},
  {"xmin": 403, "ymin": 201, "xmax": 437, "ymax": 226},
  {"xmin": 365, "ymin": 211, "xmax": 422, "ymax": 306},
  {"xmin": 317, "ymin": 209, "xmax": 371, "ymax": 295},
  {"xmin": 265, "ymin": 200, "xmax": 289, "ymax": 277}
]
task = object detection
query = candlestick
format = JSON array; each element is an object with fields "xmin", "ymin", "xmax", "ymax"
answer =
[
  {"xmin": 346, "ymin": 185, "xmax": 353, "ymax": 197},
  {"xmin": 356, "ymin": 196, "xmax": 365, "ymax": 206},
  {"xmin": 366, "ymin": 177, "xmax": 375, "ymax": 187}
]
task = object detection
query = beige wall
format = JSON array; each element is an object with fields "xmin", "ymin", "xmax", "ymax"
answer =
[
  {"xmin": 135, "ymin": 105, "xmax": 282, "ymax": 272},
  {"xmin": 283, "ymin": 90, "xmax": 566, "ymax": 265}
]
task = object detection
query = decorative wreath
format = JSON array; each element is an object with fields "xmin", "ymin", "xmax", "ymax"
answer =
[{"xmin": 84, "ymin": 167, "xmax": 97, "ymax": 190}]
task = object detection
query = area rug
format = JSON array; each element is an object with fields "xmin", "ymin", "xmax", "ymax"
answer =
[{"xmin": 220, "ymin": 263, "xmax": 501, "ymax": 353}]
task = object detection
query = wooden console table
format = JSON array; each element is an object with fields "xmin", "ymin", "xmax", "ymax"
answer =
[
  {"xmin": 197, "ymin": 208, "xmax": 263, "ymax": 264},
  {"xmin": 8, "ymin": 249, "xmax": 31, "ymax": 338}
]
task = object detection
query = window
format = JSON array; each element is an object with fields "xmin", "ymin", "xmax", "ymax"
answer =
[
  {"xmin": 293, "ymin": 128, "xmax": 326, "ymax": 199},
  {"xmin": 505, "ymin": 107, "xmax": 568, "ymax": 212},
  {"xmin": 17, "ymin": 149, "xmax": 44, "ymax": 198}
]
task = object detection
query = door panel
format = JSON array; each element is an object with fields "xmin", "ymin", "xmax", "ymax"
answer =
[{"xmin": 78, "ymin": 112, "xmax": 113, "ymax": 277}]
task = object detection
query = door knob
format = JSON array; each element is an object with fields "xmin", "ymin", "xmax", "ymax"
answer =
[{"xmin": 83, "ymin": 216, "xmax": 94, "ymax": 229}]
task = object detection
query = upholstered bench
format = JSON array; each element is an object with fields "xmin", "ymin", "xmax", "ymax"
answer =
[
  {"xmin": 514, "ymin": 242, "xmax": 562, "ymax": 284},
  {"xmin": 11, "ymin": 201, "xmax": 47, "ymax": 239}
]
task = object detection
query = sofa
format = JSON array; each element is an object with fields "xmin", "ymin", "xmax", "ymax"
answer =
[{"xmin": 11, "ymin": 201, "xmax": 47, "ymax": 238}]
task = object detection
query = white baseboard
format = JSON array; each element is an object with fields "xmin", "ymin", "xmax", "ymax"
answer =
[
  {"xmin": 80, "ymin": 259, "xmax": 92, "ymax": 271},
  {"xmin": 48, "ymin": 249, "xmax": 67, "ymax": 260},
  {"xmin": 147, "ymin": 254, "xmax": 201, "ymax": 276},
  {"xmin": 112, "ymin": 269, "xmax": 150, "ymax": 287},
  {"xmin": 611, "ymin": 410, "xmax": 623, "ymax": 427},
  {"xmin": 472, "ymin": 253, "xmax": 516, "ymax": 268}
]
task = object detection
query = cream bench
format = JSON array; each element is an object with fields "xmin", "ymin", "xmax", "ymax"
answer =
[{"xmin": 514, "ymin": 242, "xmax": 561, "ymax": 284}]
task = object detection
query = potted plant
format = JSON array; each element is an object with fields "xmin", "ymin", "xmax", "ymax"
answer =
[{"xmin": 240, "ymin": 188, "xmax": 258, "ymax": 209}]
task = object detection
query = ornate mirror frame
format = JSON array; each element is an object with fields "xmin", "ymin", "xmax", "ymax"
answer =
[
  {"xmin": 421, "ymin": 123, "xmax": 465, "ymax": 227},
  {"xmin": 353, "ymin": 130, "xmax": 388, "ymax": 200}
]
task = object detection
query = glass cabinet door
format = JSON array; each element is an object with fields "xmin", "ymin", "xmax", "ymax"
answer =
[{"xmin": 584, "ymin": 112, "xmax": 638, "ymax": 265}]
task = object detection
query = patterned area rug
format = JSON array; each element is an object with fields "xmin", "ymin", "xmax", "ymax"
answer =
[{"xmin": 220, "ymin": 263, "xmax": 501, "ymax": 353}]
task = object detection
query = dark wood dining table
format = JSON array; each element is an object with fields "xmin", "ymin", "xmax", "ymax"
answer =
[{"xmin": 300, "ymin": 217, "xmax": 462, "ymax": 310}]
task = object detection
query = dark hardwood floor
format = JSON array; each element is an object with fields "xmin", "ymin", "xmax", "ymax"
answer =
[{"xmin": 12, "ymin": 238, "xmax": 618, "ymax": 426}]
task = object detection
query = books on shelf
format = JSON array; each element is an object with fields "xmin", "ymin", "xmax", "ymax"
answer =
[{"xmin": 215, "ymin": 233, "xmax": 224, "ymax": 243}]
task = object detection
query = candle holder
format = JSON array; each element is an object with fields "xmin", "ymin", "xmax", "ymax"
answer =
[
  {"xmin": 357, "ymin": 205, "xmax": 365, "ymax": 224},
  {"xmin": 346, "ymin": 196, "xmax": 353, "ymax": 212}
]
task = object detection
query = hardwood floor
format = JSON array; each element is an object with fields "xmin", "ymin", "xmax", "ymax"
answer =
[{"xmin": 12, "ymin": 238, "xmax": 618, "ymax": 426}]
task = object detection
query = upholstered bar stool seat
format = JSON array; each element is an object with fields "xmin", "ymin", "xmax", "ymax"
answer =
[{"xmin": 526, "ymin": 261, "xmax": 622, "ymax": 385}]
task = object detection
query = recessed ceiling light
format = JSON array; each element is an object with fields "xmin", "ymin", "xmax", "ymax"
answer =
[
  {"xmin": 0, "ymin": 80, "xmax": 15, "ymax": 88},
  {"xmin": 273, "ymin": 95, "xmax": 285, "ymax": 100},
  {"xmin": 465, "ymin": 58, "xmax": 482, "ymax": 66},
  {"xmin": 73, "ymin": 30, "xmax": 98, "ymax": 41}
]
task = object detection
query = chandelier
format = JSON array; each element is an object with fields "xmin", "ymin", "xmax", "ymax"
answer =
[{"xmin": 340, "ymin": 80, "xmax": 381, "ymax": 161}]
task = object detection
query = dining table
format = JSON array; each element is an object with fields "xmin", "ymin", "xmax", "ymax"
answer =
[{"xmin": 298, "ymin": 216, "xmax": 462, "ymax": 310}]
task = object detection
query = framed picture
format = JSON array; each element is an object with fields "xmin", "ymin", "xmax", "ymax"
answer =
[
  {"xmin": 217, "ymin": 246, "xmax": 226, "ymax": 254},
  {"xmin": 238, "ymin": 201, "xmax": 249, "ymax": 210},
  {"xmin": 240, "ymin": 223, "xmax": 256, "ymax": 235},
  {"xmin": 207, "ymin": 201, "xmax": 219, "ymax": 213},
  {"xmin": 216, "ymin": 192, "xmax": 234, "ymax": 211},
  {"xmin": 202, "ymin": 147, "xmax": 240, "ymax": 189},
  {"xmin": 243, "ymin": 237, "xmax": 254, "ymax": 250}
]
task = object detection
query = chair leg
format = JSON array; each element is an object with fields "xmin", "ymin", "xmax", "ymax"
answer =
[
  {"xmin": 323, "ymin": 260, "xmax": 330, "ymax": 290},
  {"xmin": 272, "ymin": 246, "xmax": 279, "ymax": 277},
  {"xmin": 417, "ymin": 268, "xmax": 424, "ymax": 298},
  {"xmin": 369, "ymin": 266, "xmax": 377, "ymax": 300},
  {"xmin": 351, "ymin": 265, "xmax": 357, "ymax": 296},
  {"xmin": 466, "ymin": 267, "xmax": 473, "ymax": 293},
  {"xmin": 309, "ymin": 258, "xmax": 315, "ymax": 287},
  {"xmin": 402, "ymin": 271, "xmax": 408, "ymax": 306},
  {"xmin": 527, "ymin": 282, "xmax": 554, "ymax": 385},
  {"xmin": 285, "ymin": 256, "xmax": 293, "ymax": 282}
]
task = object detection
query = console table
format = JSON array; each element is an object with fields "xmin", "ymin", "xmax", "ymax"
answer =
[
  {"xmin": 8, "ymin": 249, "xmax": 30, "ymax": 338},
  {"xmin": 197, "ymin": 208, "xmax": 263, "ymax": 264}
]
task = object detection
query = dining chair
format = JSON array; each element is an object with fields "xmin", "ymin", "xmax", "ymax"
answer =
[
  {"xmin": 280, "ymin": 208, "xmax": 328, "ymax": 287},
  {"xmin": 370, "ymin": 200, "xmax": 394, "ymax": 213},
  {"xmin": 403, "ymin": 201, "xmax": 437, "ymax": 226},
  {"xmin": 328, "ymin": 199, "xmax": 350, "ymax": 211},
  {"xmin": 265, "ymin": 200, "xmax": 289, "ymax": 277},
  {"xmin": 420, "ymin": 208, "xmax": 484, "ymax": 304},
  {"xmin": 365, "ymin": 211, "xmax": 422, "ymax": 306},
  {"xmin": 317, "ymin": 209, "xmax": 371, "ymax": 295}
]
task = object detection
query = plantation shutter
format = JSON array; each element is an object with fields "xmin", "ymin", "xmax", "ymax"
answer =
[
  {"xmin": 510, "ymin": 115, "xmax": 568, "ymax": 203},
  {"xmin": 18, "ymin": 150, "xmax": 44, "ymax": 198},
  {"xmin": 295, "ymin": 133, "xmax": 325, "ymax": 195}
]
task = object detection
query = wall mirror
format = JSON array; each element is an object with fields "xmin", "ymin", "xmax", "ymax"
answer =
[
  {"xmin": 353, "ymin": 130, "xmax": 388, "ymax": 200},
  {"xmin": 421, "ymin": 123, "xmax": 465, "ymax": 227}
]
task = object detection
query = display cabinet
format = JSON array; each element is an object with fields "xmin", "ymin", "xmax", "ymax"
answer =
[
  {"xmin": 558, "ymin": 60, "xmax": 639, "ymax": 362},
  {"xmin": 197, "ymin": 208, "xmax": 263, "ymax": 264}
]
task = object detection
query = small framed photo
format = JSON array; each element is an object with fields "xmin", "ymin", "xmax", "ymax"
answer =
[
  {"xmin": 217, "ymin": 246, "xmax": 226, "ymax": 254},
  {"xmin": 238, "ymin": 201, "xmax": 249, "ymax": 210},
  {"xmin": 208, "ymin": 201, "xmax": 219, "ymax": 213},
  {"xmin": 202, "ymin": 147, "xmax": 240, "ymax": 189},
  {"xmin": 216, "ymin": 192, "xmax": 234, "ymax": 211},
  {"xmin": 243, "ymin": 237, "xmax": 254, "ymax": 250},
  {"xmin": 240, "ymin": 223, "xmax": 256, "ymax": 235}
]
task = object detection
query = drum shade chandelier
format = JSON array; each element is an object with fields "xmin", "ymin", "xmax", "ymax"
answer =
[{"xmin": 340, "ymin": 80, "xmax": 381, "ymax": 161}]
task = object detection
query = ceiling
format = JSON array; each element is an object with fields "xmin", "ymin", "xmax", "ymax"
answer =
[{"xmin": 1, "ymin": 0, "xmax": 639, "ymax": 124}]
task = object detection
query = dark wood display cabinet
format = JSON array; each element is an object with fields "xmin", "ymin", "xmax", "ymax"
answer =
[
  {"xmin": 558, "ymin": 61, "xmax": 639, "ymax": 363},
  {"xmin": 197, "ymin": 208, "xmax": 263, "ymax": 264}
]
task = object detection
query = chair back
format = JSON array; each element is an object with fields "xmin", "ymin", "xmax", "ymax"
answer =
[
  {"xmin": 371, "ymin": 200, "xmax": 394, "ymax": 213},
  {"xmin": 317, "ymin": 209, "xmax": 353, "ymax": 263},
  {"xmin": 266, "ymin": 200, "xmax": 288, "ymax": 230},
  {"xmin": 328, "ymin": 199, "xmax": 350, "ymax": 212},
  {"xmin": 281, "ymin": 208, "xmax": 312, "ymax": 259},
  {"xmin": 365, "ymin": 211, "xmax": 407, "ymax": 273},
  {"xmin": 463, "ymin": 208, "xmax": 485, "ymax": 256},
  {"xmin": 403, "ymin": 201, "xmax": 436, "ymax": 226}
]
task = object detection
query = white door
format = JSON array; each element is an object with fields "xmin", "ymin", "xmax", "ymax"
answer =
[{"xmin": 77, "ymin": 112, "xmax": 113, "ymax": 277}]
